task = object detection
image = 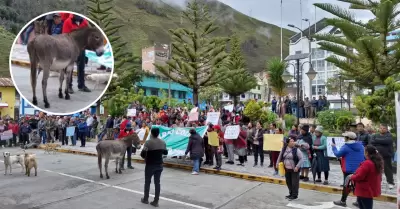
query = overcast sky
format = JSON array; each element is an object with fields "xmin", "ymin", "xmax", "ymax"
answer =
[{"xmin": 163, "ymin": 0, "xmax": 375, "ymax": 30}]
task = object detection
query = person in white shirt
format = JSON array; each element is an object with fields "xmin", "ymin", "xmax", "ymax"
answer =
[{"xmin": 86, "ymin": 115, "xmax": 94, "ymax": 138}]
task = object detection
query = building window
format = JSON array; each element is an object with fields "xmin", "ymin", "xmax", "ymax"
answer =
[
  {"xmin": 178, "ymin": 91, "xmax": 186, "ymax": 99},
  {"xmin": 257, "ymin": 85, "xmax": 260, "ymax": 90},
  {"xmin": 295, "ymin": 50, "xmax": 302, "ymax": 54},
  {"xmin": 326, "ymin": 71, "xmax": 336, "ymax": 79},
  {"xmin": 326, "ymin": 61, "xmax": 335, "ymax": 71},
  {"xmin": 171, "ymin": 90, "xmax": 176, "ymax": 98},
  {"xmin": 258, "ymin": 94, "xmax": 261, "ymax": 99},
  {"xmin": 312, "ymin": 48, "xmax": 325, "ymax": 59},
  {"xmin": 316, "ymin": 60, "xmax": 325, "ymax": 72},
  {"xmin": 150, "ymin": 88, "xmax": 158, "ymax": 96},
  {"xmin": 316, "ymin": 72, "xmax": 326, "ymax": 81},
  {"xmin": 241, "ymin": 94, "xmax": 245, "ymax": 98}
]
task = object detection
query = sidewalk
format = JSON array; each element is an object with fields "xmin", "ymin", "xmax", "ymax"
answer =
[
  {"xmin": 10, "ymin": 44, "xmax": 111, "ymax": 75},
  {"xmin": 37, "ymin": 141, "xmax": 396, "ymax": 202}
]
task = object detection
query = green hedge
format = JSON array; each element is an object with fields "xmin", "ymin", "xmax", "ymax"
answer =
[{"xmin": 316, "ymin": 109, "xmax": 355, "ymax": 131}]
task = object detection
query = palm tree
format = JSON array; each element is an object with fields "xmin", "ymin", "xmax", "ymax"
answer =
[
  {"xmin": 220, "ymin": 35, "xmax": 257, "ymax": 106},
  {"xmin": 266, "ymin": 57, "xmax": 287, "ymax": 100},
  {"xmin": 313, "ymin": 0, "xmax": 400, "ymax": 91}
]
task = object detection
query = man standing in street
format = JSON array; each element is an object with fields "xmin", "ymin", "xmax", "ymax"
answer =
[
  {"xmin": 311, "ymin": 97, "xmax": 318, "ymax": 117},
  {"xmin": 370, "ymin": 124, "xmax": 395, "ymax": 189},
  {"xmin": 140, "ymin": 127, "xmax": 168, "ymax": 207},
  {"xmin": 119, "ymin": 123, "xmax": 135, "ymax": 170},
  {"xmin": 271, "ymin": 97, "xmax": 277, "ymax": 113},
  {"xmin": 304, "ymin": 97, "xmax": 311, "ymax": 118},
  {"xmin": 356, "ymin": 123, "xmax": 370, "ymax": 146}
]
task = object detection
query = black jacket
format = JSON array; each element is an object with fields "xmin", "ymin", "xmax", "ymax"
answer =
[
  {"xmin": 252, "ymin": 128, "xmax": 265, "ymax": 145},
  {"xmin": 357, "ymin": 131, "xmax": 370, "ymax": 146},
  {"xmin": 140, "ymin": 136, "xmax": 168, "ymax": 166},
  {"xmin": 185, "ymin": 133, "xmax": 204, "ymax": 159},
  {"xmin": 370, "ymin": 132, "xmax": 394, "ymax": 157}
]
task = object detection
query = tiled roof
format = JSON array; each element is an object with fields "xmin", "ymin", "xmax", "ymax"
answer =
[{"xmin": 0, "ymin": 78, "xmax": 14, "ymax": 87}]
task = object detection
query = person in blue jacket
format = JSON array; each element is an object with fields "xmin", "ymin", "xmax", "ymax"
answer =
[
  {"xmin": 332, "ymin": 131, "xmax": 365, "ymax": 207},
  {"xmin": 77, "ymin": 117, "xmax": 88, "ymax": 147}
]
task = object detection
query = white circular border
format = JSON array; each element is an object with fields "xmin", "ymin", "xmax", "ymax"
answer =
[{"xmin": 9, "ymin": 10, "xmax": 115, "ymax": 116}]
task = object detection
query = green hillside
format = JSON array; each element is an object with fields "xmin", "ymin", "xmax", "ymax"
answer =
[
  {"xmin": 0, "ymin": 27, "xmax": 14, "ymax": 77},
  {"xmin": 111, "ymin": 0, "xmax": 295, "ymax": 72}
]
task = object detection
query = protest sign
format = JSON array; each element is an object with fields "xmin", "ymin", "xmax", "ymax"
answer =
[
  {"xmin": 66, "ymin": 126, "xmax": 75, "ymax": 137},
  {"xmin": 326, "ymin": 137, "xmax": 346, "ymax": 157},
  {"xmin": 1, "ymin": 130, "xmax": 12, "ymax": 141},
  {"xmin": 206, "ymin": 112, "xmax": 220, "ymax": 125},
  {"xmin": 145, "ymin": 125, "xmax": 207, "ymax": 156},
  {"xmin": 127, "ymin": 109, "xmax": 136, "ymax": 117},
  {"xmin": 188, "ymin": 112, "xmax": 198, "ymax": 121},
  {"xmin": 263, "ymin": 134, "xmax": 284, "ymax": 151},
  {"xmin": 208, "ymin": 132, "xmax": 219, "ymax": 146},
  {"xmin": 224, "ymin": 125, "xmax": 240, "ymax": 139},
  {"xmin": 224, "ymin": 104, "xmax": 233, "ymax": 112},
  {"xmin": 137, "ymin": 129, "xmax": 145, "ymax": 141}
]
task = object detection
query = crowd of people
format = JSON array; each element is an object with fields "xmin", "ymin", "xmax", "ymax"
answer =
[{"xmin": 271, "ymin": 95, "xmax": 330, "ymax": 118}]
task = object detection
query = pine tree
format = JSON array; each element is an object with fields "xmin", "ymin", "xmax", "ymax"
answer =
[
  {"xmin": 220, "ymin": 35, "xmax": 257, "ymax": 106},
  {"xmin": 154, "ymin": 0, "xmax": 229, "ymax": 104}
]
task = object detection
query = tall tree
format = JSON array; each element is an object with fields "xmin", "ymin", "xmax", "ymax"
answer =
[
  {"xmin": 220, "ymin": 35, "xmax": 257, "ymax": 106},
  {"xmin": 154, "ymin": 0, "xmax": 229, "ymax": 104},
  {"xmin": 266, "ymin": 57, "xmax": 287, "ymax": 100},
  {"xmin": 313, "ymin": 0, "xmax": 400, "ymax": 91}
]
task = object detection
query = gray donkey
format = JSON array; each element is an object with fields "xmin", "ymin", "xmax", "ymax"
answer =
[
  {"xmin": 27, "ymin": 27, "xmax": 105, "ymax": 108},
  {"xmin": 96, "ymin": 133, "xmax": 142, "ymax": 179}
]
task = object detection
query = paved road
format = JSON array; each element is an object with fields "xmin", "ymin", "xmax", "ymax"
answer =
[
  {"xmin": 0, "ymin": 148, "xmax": 393, "ymax": 209},
  {"xmin": 10, "ymin": 65, "xmax": 107, "ymax": 114}
]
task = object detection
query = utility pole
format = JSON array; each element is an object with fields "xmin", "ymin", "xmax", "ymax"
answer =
[{"xmin": 168, "ymin": 43, "xmax": 172, "ymax": 106}]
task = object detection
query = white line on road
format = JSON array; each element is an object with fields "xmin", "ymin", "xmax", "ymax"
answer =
[{"xmin": 43, "ymin": 169, "xmax": 210, "ymax": 209}]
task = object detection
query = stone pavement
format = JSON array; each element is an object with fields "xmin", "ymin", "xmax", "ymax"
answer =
[
  {"xmin": 35, "ymin": 141, "xmax": 396, "ymax": 196},
  {"xmin": 10, "ymin": 44, "xmax": 108, "ymax": 74},
  {"xmin": 0, "ymin": 147, "xmax": 394, "ymax": 209},
  {"xmin": 11, "ymin": 65, "xmax": 107, "ymax": 113}
]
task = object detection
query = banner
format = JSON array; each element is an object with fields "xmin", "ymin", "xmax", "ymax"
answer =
[
  {"xmin": 326, "ymin": 137, "xmax": 346, "ymax": 158},
  {"xmin": 145, "ymin": 125, "xmax": 207, "ymax": 156},
  {"xmin": 263, "ymin": 134, "xmax": 284, "ymax": 151},
  {"xmin": 127, "ymin": 109, "xmax": 136, "ymax": 117},
  {"xmin": 224, "ymin": 125, "xmax": 240, "ymax": 139},
  {"xmin": 85, "ymin": 43, "xmax": 113, "ymax": 68},
  {"xmin": 188, "ymin": 112, "xmax": 198, "ymax": 121},
  {"xmin": 224, "ymin": 104, "xmax": 233, "ymax": 112},
  {"xmin": 206, "ymin": 112, "xmax": 220, "ymax": 125},
  {"xmin": 66, "ymin": 126, "xmax": 75, "ymax": 137},
  {"xmin": 0, "ymin": 130, "xmax": 12, "ymax": 141}
]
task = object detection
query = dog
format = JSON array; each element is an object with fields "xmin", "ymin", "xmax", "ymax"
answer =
[
  {"xmin": 85, "ymin": 73, "xmax": 116, "ymax": 90},
  {"xmin": 24, "ymin": 152, "xmax": 37, "ymax": 177},
  {"xmin": 44, "ymin": 143, "xmax": 61, "ymax": 154},
  {"xmin": 3, "ymin": 152, "xmax": 25, "ymax": 175}
]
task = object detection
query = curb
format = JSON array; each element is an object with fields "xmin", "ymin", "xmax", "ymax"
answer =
[
  {"xmin": 45, "ymin": 147, "xmax": 396, "ymax": 203},
  {"xmin": 11, "ymin": 59, "xmax": 80, "ymax": 76}
]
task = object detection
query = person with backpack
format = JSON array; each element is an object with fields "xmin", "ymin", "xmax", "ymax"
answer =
[{"xmin": 276, "ymin": 136, "xmax": 303, "ymax": 200}]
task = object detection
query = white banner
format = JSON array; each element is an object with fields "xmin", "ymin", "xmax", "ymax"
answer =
[
  {"xmin": 326, "ymin": 136, "xmax": 346, "ymax": 158},
  {"xmin": 127, "ymin": 109, "xmax": 136, "ymax": 117},
  {"xmin": 224, "ymin": 125, "xmax": 240, "ymax": 139},
  {"xmin": 206, "ymin": 112, "xmax": 220, "ymax": 125},
  {"xmin": 224, "ymin": 104, "xmax": 233, "ymax": 112},
  {"xmin": 0, "ymin": 130, "xmax": 13, "ymax": 141}
]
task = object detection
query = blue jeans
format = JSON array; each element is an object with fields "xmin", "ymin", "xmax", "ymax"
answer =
[
  {"xmin": 192, "ymin": 157, "xmax": 200, "ymax": 173},
  {"xmin": 40, "ymin": 130, "xmax": 47, "ymax": 144},
  {"xmin": 23, "ymin": 25, "xmax": 34, "ymax": 44},
  {"xmin": 72, "ymin": 133, "xmax": 77, "ymax": 145},
  {"xmin": 69, "ymin": 50, "xmax": 86, "ymax": 89},
  {"xmin": 98, "ymin": 129, "xmax": 106, "ymax": 142},
  {"xmin": 87, "ymin": 126, "xmax": 92, "ymax": 138}
]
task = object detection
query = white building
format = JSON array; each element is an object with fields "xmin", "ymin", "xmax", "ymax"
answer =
[
  {"xmin": 288, "ymin": 18, "xmax": 345, "ymax": 109},
  {"xmin": 220, "ymin": 72, "xmax": 267, "ymax": 103}
]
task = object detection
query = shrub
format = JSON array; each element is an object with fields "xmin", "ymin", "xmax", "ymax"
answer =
[
  {"xmin": 336, "ymin": 116, "xmax": 353, "ymax": 131},
  {"xmin": 260, "ymin": 110, "xmax": 277, "ymax": 126},
  {"xmin": 244, "ymin": 100, "xmax": 263, "ymax": 121},
  {"xmin": 283, "ymin": 114, "xmax": 297, "ymax": 130},
  {"xmin": 317, "ymin": 109, "xmax": 355, "ymax": 131}
]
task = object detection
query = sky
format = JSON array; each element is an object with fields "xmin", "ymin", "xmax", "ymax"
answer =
[{"xmin": 161, "ymin": 0, "xmax": 374, "ymax": 31}]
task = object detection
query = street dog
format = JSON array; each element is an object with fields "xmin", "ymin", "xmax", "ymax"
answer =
[
  {"xmin": 44, "ymin": 143, "xmax": 61, "ymax": 154},
  {"xmin": 85, "ymin": 73, "xmax": 116, "ymax": 90},
  {"xmin": 24, "ymin": 152, "xmax": 37, "ymax": 177},
  {"xmin": 3, "ymin": 152, "xmax": 25, "ymax": 175}
]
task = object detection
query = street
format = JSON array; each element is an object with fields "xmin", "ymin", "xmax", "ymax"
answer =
[
  {"xmin": 0, "ymin": 148, "xmax": 394, "ymax": 209},
  {"xmin": 10, "ymin": 65, "xmax": 107, "ymax": 113}
]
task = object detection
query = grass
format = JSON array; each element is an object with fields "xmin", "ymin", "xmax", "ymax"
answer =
[{"xmin": 0, "ymin": 27, "xmax": 15, "ymax": 77}]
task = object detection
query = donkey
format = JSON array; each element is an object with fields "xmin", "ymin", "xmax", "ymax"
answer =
[
  {"xmin": 96, "ymin": 133, "xmax": 141, "ymax": 179},
  {"xmin": 27, "ymin": 27, "xmax": 105, "ymax": 108}
]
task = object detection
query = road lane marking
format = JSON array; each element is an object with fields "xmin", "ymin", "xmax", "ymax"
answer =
[{"xmin": 43, "ymin": 169, "xmax": 210, "ymax": 209}]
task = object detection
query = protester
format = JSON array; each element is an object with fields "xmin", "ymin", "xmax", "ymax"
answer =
[
  {"xmin": 349, "ymin": 145, "xmax": 383, "ymax": 209},
  {"xmin": 356, "ymin": 123, "xmax": 370, "ymax": 146},
  {"xmin": 119, "ymin": 123, "xmax": 134, "ymax": 170},
  {"xmin": 252, "ymin": 121, "xmax": 265, "ymax": 167},
  {"xmin": 77, "ymin": 117, "xmax": 87, "ymax": 147},
  {"xmin": 369, "ymin": 124, "xmax": 395, "ymax": 189},
  {"xmin": 246, "ymin": 122, "xmax": 254, "ymax": 156},
  {"xmin": 140, "ymin": 127, "xmax": 168, "ymax": 207},
  {"xmin": 234, "ymin": 125, "xmax": 247, "ymax": 166},
  {"xmin": 185, "ymin": 128, "xmax": 205, "ymax": 175},
  {"xmin": 268, "ymin": 123, "xmax": 277, "ymax": 167},
  {"xmin": 271, "ymin": 128, "xmax": 284, "ymax": 175},
  {"xmin": 203, "ymin": 124, "xmax": 214, "ymax": 166},
  {"xmin": 332, "ymin": 131, "xmax": 365, "ymax": 207},
  {"xmin": 296, "ymin": 124, "xmax": 313, "ymax": 181},
  {"xmin": 224, "ymin": 126, "xmax": 235, "ymax": 165},
  {"xmin": 312, "ymin": 126, "xmax": 330, "ymax": 185},
  {"xmin": 212, "ymin": 125, "xmax": 224, "ymax": 171},
  {"xmin": 295, "ymin": 132, "xmax": 311, "ymax": 182},
  {"xmin": 277, "ymin": 136, "xmax": 303, "ymax": 200}
]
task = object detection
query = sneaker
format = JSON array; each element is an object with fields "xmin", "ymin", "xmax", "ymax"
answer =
[
  {"xmin": 79, "ymin": 86, "xmax": 91, "ymax": 92},
  {"xmin": 191, "ymin": 171, "xmax": 199, "ymax": 175},
  {"xmin": 237, "ymin": 163, "xmax": 244, "ymax": 166},
  {"xmin": 150, "ymin": 201, "xmax": 159, "ymax": 207},
  {"xmin": 225, "ymin": 161, "xmax": 234, "ymax": 164},
  {"xmin": 127, "ymin": 166, "xmax": 134, "ymax": 169},
  {"xmin": 389, "ymin": 184, "xmax": 395, "ymax": 189},
  {"xmin": 333, "ymin": 201, "xmax": 347, "ymax": 207},
  {"xmin": 315, "ymin": 179, "xmax": 322, "ymax": 183},
  {"xmin": 260, "ymin": 163, "xmax": 264, "ymax": 167},
  {"xmin": 285, "ymin": 195, "xmax": 291, "ymax": 199},
  {"xmin": 288, "ymin": 196, "xmax": 297, "ymax": 201},
  {"xmin": 303, "ymin": 177, "xmax": 309, "ymax": 182},
  {"xmin": 141, "ymin": 198, "xmax": 149, "ymax": 204},
  {"xmin": 323, "ymin": 180, "xmax": 329, "ymax": 185}
]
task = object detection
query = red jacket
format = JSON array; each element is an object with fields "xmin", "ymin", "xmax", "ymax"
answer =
[
  {"xmin": 350, "ymin": 159, "xmax": 382, "ymax": 198},
  {"xmin": 62, "ymin": 14, "xmax": 89, "ymax": 34},
  {"xmin": 9, "ymin": 123, "xmax": 19, "ymax": 134},
  {"xmin": 234, "ymin": 130, "xmax": 247, "ymax": 149},
  {"xmin": 118, "ymin": 129, "xmax": 134, "ymax": 139},
  {"xmin": 120, "ymin": 119, "xmax": 129, "ymax": 131}
]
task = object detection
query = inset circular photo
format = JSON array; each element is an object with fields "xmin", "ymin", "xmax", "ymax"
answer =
[{"xmin": 9, "ymin": 11, "xmax": 114, "ymax": 115}]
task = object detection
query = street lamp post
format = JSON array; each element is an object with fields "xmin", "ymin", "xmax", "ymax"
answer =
[{"xmin": 282, "ymin": 53, "xmax": 317, "ymax": 125}]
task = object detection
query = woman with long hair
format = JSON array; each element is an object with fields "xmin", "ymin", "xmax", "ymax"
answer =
[
  {"xmin": 252, "ymin": 121, "xmax": 265, "ymax": 167},
  {"xmin": 350, "ymin": 145, "xmax": 383, "ymax": 209}
]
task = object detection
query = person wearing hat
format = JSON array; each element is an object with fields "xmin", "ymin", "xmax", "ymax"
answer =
[
  {"xmin": 212, "ymin": 125, "xmax": 224, "ymax": 171},
  {"xmin": 50, "ymin": 13, "xmax": 63, "ymax": 35},
  {"xmin": 119, "ymin": 123, "xmax": 134, "ymax": 170},
  {"xmin": 332, "ymin": 131, "xmax": 365, "ymax": 207},
  {"xmin": 312, "ymin": 126, "xmax": 330, "ymax": 185},
  {"xmin": 77, "ymin": 117, "xmax": 88, "ymax": 147}
]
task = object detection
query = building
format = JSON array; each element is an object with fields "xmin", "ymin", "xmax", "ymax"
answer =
[
  {"xmin": 19, "ymin": 98, "xmax": 40, "ymax": 116},
  {"xmin": 0, "ymin": 78, "xmax": 17, "ymax": 118},
  {"xmin": 141, "ymin": 44, "xmax": 193, "ymax": 102},
  {"xmin": 288, "ymin": 18, "xmax": 343, "ymax": 108}
]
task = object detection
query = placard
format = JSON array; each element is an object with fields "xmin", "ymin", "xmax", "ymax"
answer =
[
  {"xmin": 0, "ymin": 130, "xmax": 12, "ymax": 141},
  {"xmin": 127, "ymin": 109, "xmax": 136, "ymax": 117},
  {"xmin": 263, "ymin": 134, "xmax": 284, "ymax": 151},
  {"xmin": 137, "ymin": 129, "xmax": 145, "ymax": 141},
  {"xmin": 66, "ymin": 126, "xmax": 75, "ymax": 137},
  {"xmin": 190, "ymin": 107, "xmax": 198, "ymax": 113},
  {"xmin": 206, "ymin": 112, "xmax": 220, "ymax": 125},
  {"xmin": 188, "ymin": 112, "xmax": 198, "ymax": 121},
  {"xmin": 224, "ymin": 104, "xmax": 233, "ymax": 112},
  {"xmin": 326, "ymin": 136, "xmax": 346, "ymax": 158},
  {"xmin": 224, "ymin": 125, "xmax": 240, "ymax": 139},
  {"xmin": 208, "ymin": 132, "xmax": 219, "ymax": 146}
]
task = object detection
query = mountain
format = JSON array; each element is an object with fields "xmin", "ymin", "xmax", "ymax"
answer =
[
  {"xmin": 111, "ymin": 0, "xmax": 295, "ymax": 72},
  {"xmin": 0, "ymin": 26, "xmax": 15, "ymax": 77}
]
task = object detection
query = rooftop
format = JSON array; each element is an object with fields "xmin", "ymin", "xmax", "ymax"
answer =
[
  {"xmin": 289, "ymin": 18, "xmax": 327, "ymax": 43},
  {"xmin": 0, "ymin": 78, "xmax": 14, "ymax": 87}
]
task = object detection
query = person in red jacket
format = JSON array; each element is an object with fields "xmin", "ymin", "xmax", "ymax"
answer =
[
  {"xmin": 8, "ymin": 120, "xmax": 19, "ymax": 147},
  {"xmin": 118, "ymin": 123, "xmax": 134, "ymax": 170},
  {"xmin": 62, "ymin": 13, "xmax": 91, "ymax": 93},
  {"xmin": 350, "ymin": 145, "xmax": 383, "ymax": 209},
  {"xmin": 233, "ymin": 125, "xmax": 247, "ymax": 166}
]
